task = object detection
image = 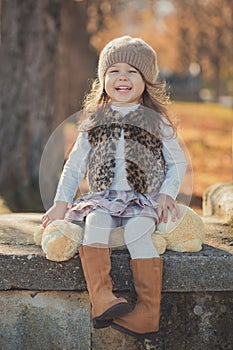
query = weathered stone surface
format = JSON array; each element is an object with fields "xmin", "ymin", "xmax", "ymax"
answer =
[
  {"xmin": 138, "ymin": 292, "xmax": 233, "ymax": 350},
  {"xmin": 0, "ymin": 212, "xmax": 232, "ymax": 350},
  {"xmin": 184, "ymin": 292, "xmax": 233, "ymax": 350},
  {"xmin": 92, "ymin": 326, "xmax": 142, "ymax": 350},
  {"xmin": 112, "ymin": 246, "xmax": 233, "ymax": 292},
  {"xmin": 202, "ymin": 215, "xmax": 233, "ymax": 252},
  {"xmin": 130, "ymin": 292, "xmax": 232, "ymax": 350},
  {"xmin": 0, "ymin": 242, "xmax": 232, "ymax": 292},
  {"xmin": 109, "ymin": 292, "xmax": 232, "ymax": 350},
  {"xmin": 0, "ymin": 213, "xmax": 41, "ymax": 244},
  {"xmin": 203, "ymin": 182, "xmax": 233, "ymax": 223},
  {"xmin": 1, "ymin": 290, "xmax": 231, "ymax": 350},
  {"xmin": 0, "ymin": 213, "xmax": 232, "ymax": 292},
  {"xmin": 0, "ymin": 290, "xmax": 91, "ymax": 350},
  {"xmin": 93, "ymin": 293, "xmax": 188, "ymax": 350}
]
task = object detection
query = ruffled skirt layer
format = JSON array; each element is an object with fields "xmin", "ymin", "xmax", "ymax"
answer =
[{"xmin": 66, "ymin": 190, "xmax": 159, "ymax": 223}]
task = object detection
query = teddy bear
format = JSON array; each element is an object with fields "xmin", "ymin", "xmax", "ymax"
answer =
[{"xmin": 34, "ymin": 204, "xmax": 205, "ymax": 262}]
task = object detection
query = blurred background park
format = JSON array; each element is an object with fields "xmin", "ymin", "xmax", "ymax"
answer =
[{"xmin": 0, "ymin": 0, "xmax": 232, "ymax": 214}]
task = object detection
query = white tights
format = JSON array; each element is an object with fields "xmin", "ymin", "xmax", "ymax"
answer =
[{"xmin": 83, "ymin": 210, "xmax": 159, "ymax": 259}]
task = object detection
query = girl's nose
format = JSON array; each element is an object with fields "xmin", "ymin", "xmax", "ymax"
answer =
[{"xmin": 118, "ymin": 73, "xmax": 128, "ymax": 81}]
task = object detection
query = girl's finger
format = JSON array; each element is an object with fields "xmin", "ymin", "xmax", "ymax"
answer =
[
  {"xmin": 162, "ymin": 207, "xmax": 168, "ymax": 223},
  {"xmin": 171, "ymin": 206, "xmax": 177, "ymax": 222},
  {"xmin": 170, "ymin": 204, "xmax": 180, "ymax": 222},
  {"xmin": 42, "ymin": 214, "xmax": 50, "ymax": 224},
  {"xmin": 42, "ymin": 216, "xmax": 52, "ymax": 228},
  {"xmin": 174, "ymin": 203, "xmax": 180, "ymax": 220},
  {"xmin": 176, "ymin": 204, "xmax": 181, "ymax": 218},
  {"xmin": 156, "ymin": 206, "xmax": 162, "ymax": 223}
]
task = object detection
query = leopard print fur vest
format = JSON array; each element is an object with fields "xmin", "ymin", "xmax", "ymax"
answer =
[{"xmin": 86, "ymin": 106, "xmax": 166, "ymax": 194}]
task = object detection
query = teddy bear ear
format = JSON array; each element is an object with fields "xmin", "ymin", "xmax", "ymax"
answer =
[
  {"xmin": 151, "ymin": 234, "xmax": 167, "ymax": 255},
  {"xmin": 34, "ymin": 224, "xmax": 44, "ymax": 246}
]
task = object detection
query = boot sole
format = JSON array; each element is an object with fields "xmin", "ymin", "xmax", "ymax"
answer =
[
  {"xmin": 93, "ymin": 303, "xmax": 132, "ymax": 329},
  {"xmin": 111, "ymin": 322, "xmax": 159, "ymax": 339}
]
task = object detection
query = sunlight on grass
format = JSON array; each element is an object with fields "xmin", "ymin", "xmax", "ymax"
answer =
[{"xmin": 171, "ymin": 102, "xmax": 232, "ymax": 204}]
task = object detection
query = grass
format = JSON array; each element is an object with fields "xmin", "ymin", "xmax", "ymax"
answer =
[{"xmin": 169, "ymin": 102, "xmax": 232, "ymax": 211}]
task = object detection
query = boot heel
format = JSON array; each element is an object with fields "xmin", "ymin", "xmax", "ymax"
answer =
[
  {"xmin": 93, "ymin": 302, "xmax": 132, "ymax": 329},
  {"xmin": 93, "ymin": 319, "xmax": 112, "ymax": 329}
]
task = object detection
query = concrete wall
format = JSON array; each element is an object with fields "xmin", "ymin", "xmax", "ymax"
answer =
[
  {"xmin": 0, "ymin": 209, "xmax": 232, "ymax": 350},
  {"xmin": 0, "ymin": 290, "xmax": 232, "ymax": 350}
]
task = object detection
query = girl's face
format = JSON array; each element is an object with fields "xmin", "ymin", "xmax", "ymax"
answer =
[{"xmin": 104, "ymin": 62, "xmax": 145, "ymax": 106}]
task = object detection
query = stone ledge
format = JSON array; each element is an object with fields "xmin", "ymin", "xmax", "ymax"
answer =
[{"xmin": 0, "ymin": 213, "xmax": 232, "ymax": 292}]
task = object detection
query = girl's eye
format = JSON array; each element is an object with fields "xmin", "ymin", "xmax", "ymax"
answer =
[
  {"xmin": 109, "ymin": 70, "xmax": 118, "ymax": 73},
  {"xmin": 129, "ymin": 70, "xmax": 137, "ymax": 73}
]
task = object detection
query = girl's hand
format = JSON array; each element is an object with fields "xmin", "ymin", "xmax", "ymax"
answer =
[
  {"xmin": 156, "ymin": 194, "xmax": 180, "ymax": 224},
  {"xmin": 41, "ymin": 201, "xmax": 68, "ymax": 228}
]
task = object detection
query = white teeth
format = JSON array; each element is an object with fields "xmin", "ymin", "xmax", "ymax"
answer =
[{"xmin": 116, "ymin": 87, "xmax": 131, "ymax": 90}]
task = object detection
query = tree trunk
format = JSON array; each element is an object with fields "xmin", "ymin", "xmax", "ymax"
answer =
[
  {"xmin": 40, "ymin": 0, "xmax": 97, "ymax": 211},
  {"xmin": 55, "ymin": 0, "xmax": 97, "ymax": 123},
  {"xmin": 0, "ymin": 0, "xmax": 97, "ymax": 211},
  {"xmin": 0, "ymin": 0, "xmax": 63, "ymax": 211},
  {"xmin": 212, "ymin": 59, "xmax": 221, "ymax": 102}
]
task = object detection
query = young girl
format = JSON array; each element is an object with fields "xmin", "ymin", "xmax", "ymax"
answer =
[{"xmin": 42, "ymin": 36, "xmax": 187, "ymax": 339}]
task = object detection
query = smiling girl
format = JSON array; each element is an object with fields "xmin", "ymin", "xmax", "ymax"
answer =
[
  {"xmin": 105, "ymin": 62, "xmax": 145, "ymax": 106},
  {"xmin": 42, "ymin": 36, "xmax": 187, "ymax": 339}
]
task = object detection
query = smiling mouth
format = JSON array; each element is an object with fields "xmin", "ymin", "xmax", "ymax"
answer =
[{"xmin": 115, "ymin": 86, "xmax": 132, "ymax": 91}]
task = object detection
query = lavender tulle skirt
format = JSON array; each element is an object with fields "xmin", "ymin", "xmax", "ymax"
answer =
[{"xmin": 65, "ymin": 190, "xmax": 159, "ymax": 223}]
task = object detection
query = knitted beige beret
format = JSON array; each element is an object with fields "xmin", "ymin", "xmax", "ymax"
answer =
[{"xmin": 98, "ymin": 36, "xmax": 159, "ymax": 84}]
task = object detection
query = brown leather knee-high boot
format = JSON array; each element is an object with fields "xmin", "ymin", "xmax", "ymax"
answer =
[
  {"xmin": 111, "ymin": 257, "xmax": 163, "ymax": 338},
  {"xmin": 79, "ymin": 245, "xmax": 131, "ymax": 328}
]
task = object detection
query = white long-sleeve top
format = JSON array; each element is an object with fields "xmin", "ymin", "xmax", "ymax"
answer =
[{"xmin": 54, "ymin": 105, "xmax": 187, "ymax": 204}]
